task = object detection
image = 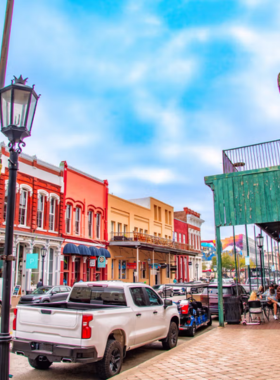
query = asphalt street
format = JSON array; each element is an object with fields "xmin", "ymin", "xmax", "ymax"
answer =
[{"xmin": 7, "ymin": 295, "xmax": 218, "ymax": 380}]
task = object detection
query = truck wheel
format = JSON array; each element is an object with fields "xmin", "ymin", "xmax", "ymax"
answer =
[
  {"xmin": 28, "ymin": 357, "xmax": 52, "ymax": 370},
  {"xmin": 162, "ymin": 321, "xmax": 178, "ymax": 350},
  {"xmin": 96, "ymin": 339, "xmax": 123, "ymax": 379},
  {"xmin": 188, "ymin": 322, "xmax": 196, "ymax": 337}
]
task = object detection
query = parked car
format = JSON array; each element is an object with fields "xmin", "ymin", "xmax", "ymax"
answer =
[
  {"xmin": 172, "ymin": 286, "xmax": 186, "ymax": 295},
  {"xmin": 201, "ymin": 283, "xmax": 249, "ymax": 315},
  {"xmin": 18, "ymin": 285, "xmax": 71, "ymax": 304},
  {"xmin": 153, "ymin": 285, "xmax": 174, "ymax": 297},
  {"xmin": 243, "ymin": 277, "xmax": 270, "ymax": 294},
  {"xmin": 13, "ymin": 281, "xmax": 179, "ymax": 379}
]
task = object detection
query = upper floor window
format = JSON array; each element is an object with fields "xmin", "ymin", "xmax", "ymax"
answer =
[
  {"xmin": 66, "ymin": 204, "xmax": 72, "ymax": 234},
  {"xmin": 117, "ymin": 223, "xmax": 122, "ymax": 234},
  {"xmin": 19, "ymin": 190, "xmax": 28, "ymax": 226},
  {"xmin": 158, "ymin": 207, "xmax": 161, "ymax": 222},
  {"xmin": 179, "ymin": 233, "xmax": 181, "ymax": 243},
  {"xmin": 96, "ymin": 213, "xmax": 101, "ymax": 239},
  {"xmin": 49, "ymin": 198, "xmax": 56, "ymax": 231},
  {"xmin": 174, "ymin": 232, "xmax": 177, "ymax": 242},
  {"xmin": 183, "ymin": 234, "xmax": 186, "ymax": 244},
  {"xmin": 88, "ymin": 211, "xmax": 93, "ymax": 238},
  {"xmin": 37, "ymin": 194, "xmax": 44, "ymax": 228},
  {"xmin": 75, "ymin": 207, "xmax": 81, "ymax": 235}
]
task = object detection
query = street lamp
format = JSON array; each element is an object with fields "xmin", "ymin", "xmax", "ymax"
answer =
[
  {"xmin": 41, "ymin": 247, "xmax": 47, "ymax": 286},
  {"xmin": 256, "ymin": 233, "xmax": 264, "ymax": 288},
  {"xmin": 148, "ymin": 258, "xmax": 151, "ymax": 285},
  {"xmin": 0, "ymin": 75, "xmax": 39, "ymax": 380}
]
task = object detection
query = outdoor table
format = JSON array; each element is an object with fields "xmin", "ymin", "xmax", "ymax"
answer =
[{"xmin": 260, "ymin": 298, "xmax": 270, "ymax": 321}]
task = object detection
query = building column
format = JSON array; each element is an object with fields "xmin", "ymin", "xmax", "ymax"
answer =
[{"xmin": 83, "ymin": 256, "xmax": 87, "ymax": 281}]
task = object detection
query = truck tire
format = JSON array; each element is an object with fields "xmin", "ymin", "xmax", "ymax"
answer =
[
  {"xmin": 28, "ymin": 357, "xmax": 52, "ymax": 370},
  {"xmin": 187, "ymin": 322, "xmax": 196, "ymax": 337},
  {"xmin": 162, "ymin": 321, "xmax": 178, "ymax": 350},
  {"xmin": 96, "ymin": 339, "xmax": 123, "ymax": 379}
]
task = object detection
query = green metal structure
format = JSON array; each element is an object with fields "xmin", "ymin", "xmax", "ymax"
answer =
[{"xmin": 205, "ymin": 140, "xmax": 280, "ymax": 326}]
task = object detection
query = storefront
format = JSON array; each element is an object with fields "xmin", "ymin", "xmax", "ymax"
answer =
[{"xmin": 61, "ymin": 243, "xmax": 111, "ymax": 286}]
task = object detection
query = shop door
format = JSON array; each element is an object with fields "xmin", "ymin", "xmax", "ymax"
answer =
[
  {"xmin": 74, "ymin": 257, "xmax": 81, "ymax": 283},
  {"xmin": 155, "ymin": 271, "xmax": 160, "ymax": 285}
]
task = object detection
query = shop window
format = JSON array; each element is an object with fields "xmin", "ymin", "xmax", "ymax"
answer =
[
  {"xmin": 63, "ymin": 256, "xmax": 70, "ymax": 286},
  {"xmin": 19, "ymin": 190, "xmax": 28, "ymax": 226},
  {"xmin": 166, "ymin": 264, "xmax": 170, "ymax": 278},
  {"xmin": 141, "ymin": 262, "xmax": 146, "ymax": 279},
  {"xmin": 111, "ymin": 259, "xmax": 114, "ymax": 279},
  {"xmin": 118, "ymin": 260, "xmax": 126, "ymax": 280},
  {"xmin": 37, "ymin": 193, "xmax": 44, "ymax": 228},
  {"xmin": 49, "ymin": 198, "xmax": 56, "ymax": 231},
  {"xmin": 31, "ymin": 247, "xmax": 42, "ymax": 287},
  {"xmin": 75, "ymin": 207, "xmax": 81, "ymax": 235},
  {"xmin": 88, "ymin": 211, "xmax": 93, "ymax": 238},
  {"xmin": 66, "ymin": 204, "xmax": 72, "ymax": 234},
  {"xmin": 96, "ymin": 213, "xmax": 101, "ymax": 239},
  {"xmin": 48, "ymin": 248, "xmax": 54, "ymax": 285}
]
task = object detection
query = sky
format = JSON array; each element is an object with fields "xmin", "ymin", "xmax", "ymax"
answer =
[{"xmin": 1, "ymin": 0, "xmax": 280, "ymax": 241}]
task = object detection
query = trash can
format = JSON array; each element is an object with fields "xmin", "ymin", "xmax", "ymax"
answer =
[{"xmin": 224, "ymin": 297, "xmax": 241, "ymax": 324}]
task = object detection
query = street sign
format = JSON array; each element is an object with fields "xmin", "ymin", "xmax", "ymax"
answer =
[
  {"xmin": 26, "ymin": 253, "xmax": 38, "ymax": 269},
  {"xmin": 89, "ymin": 259, "xmax": 96, "ymax": 267},
  {"xmin": 97, "ymin": 256, "xmax": 106, "ymax": 268}
]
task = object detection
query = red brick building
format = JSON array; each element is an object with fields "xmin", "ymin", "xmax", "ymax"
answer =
[
  {"xmin": 60, "ymin": 162, "xmax": 109, "ymax": 286},
  {"xmin": 174, "ymin": 207, "xmax": 204, "ymax": 281},
  {"xmin": 0, "ymin": 142, "xmax": 64, "ymax": 295}
]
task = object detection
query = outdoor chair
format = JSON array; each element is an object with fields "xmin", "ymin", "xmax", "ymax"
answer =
[{"xmin": 248, "ymin": 300, "xmax": 265, "ymax": 323}]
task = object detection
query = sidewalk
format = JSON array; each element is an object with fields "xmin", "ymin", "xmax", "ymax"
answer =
[{"xmin": 114, "ymin": 322, "xmax": 280, "ymax": 380}]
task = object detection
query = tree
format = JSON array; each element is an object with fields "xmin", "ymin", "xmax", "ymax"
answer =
[{"xmin": 202, "ymin": 262, "xmax": 207, "ymax": 271}]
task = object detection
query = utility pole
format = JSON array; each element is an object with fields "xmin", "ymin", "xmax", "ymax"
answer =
[{"xmin": 0, "ymin": 0, "xmax": 14, "ymax": 87}]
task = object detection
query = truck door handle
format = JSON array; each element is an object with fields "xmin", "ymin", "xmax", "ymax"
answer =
[
  {"xmin": 153, "ymin": 311, "xmax": 158, "ymax": 314},
  {"xmin": 136, "ymin": 313, "xmax": 141, "ymax": 317}
]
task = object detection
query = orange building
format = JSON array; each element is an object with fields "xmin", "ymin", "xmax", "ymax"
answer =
[{"xmin": 60, "ymin": 162, "xmax": 109, "ymax": 286}]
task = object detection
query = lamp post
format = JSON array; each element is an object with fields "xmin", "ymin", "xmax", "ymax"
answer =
[
  {"xmin": 0, "ymin": 75, "xmax": 39, "ymax": 380},
  {"xmin": 148, "ymin": 258, "xmax": 151, "ymax": 285},
  {"xmin": 41, "ymin": 247, "xmax": 47, "ymax": 286},
  {"xmin": 256, "ymin": 233, "xmax": 264, "ymax": 288}
]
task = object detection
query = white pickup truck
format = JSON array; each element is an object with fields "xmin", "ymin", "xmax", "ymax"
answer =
[{"xmin": 12, "ymin": 281, "xmax": 179, "ymax": 379}]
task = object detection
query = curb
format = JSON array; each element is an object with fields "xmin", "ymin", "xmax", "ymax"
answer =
[{"xmin": 113, "ymin": 327, "xmax": 217, "ymax": 380}]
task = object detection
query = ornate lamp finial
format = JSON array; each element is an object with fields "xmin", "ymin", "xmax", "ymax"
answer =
[{"xmin": 13, "ymin": 75, "xmax": 28, "ymax": 85}]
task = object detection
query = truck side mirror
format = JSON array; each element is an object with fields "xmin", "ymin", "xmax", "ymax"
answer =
[{"xmin": 164, "ymin": 299, "xmax": 173, "ymax": 309}]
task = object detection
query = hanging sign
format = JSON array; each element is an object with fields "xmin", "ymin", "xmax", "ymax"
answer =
[
  {"xmin": 127, "ymin": 263, "xmax": 137, "ymax": 269},
  {"xmin": 97, "ymin": 256, "xmax": 106, "ymax": 268},
  {"xmin": 26, "ymin": 253, "xmax": 38, "ymax": 269},
  {"xmin": 245, "ymin": 256, "xmax": 250, "ymax": 266},
  {"xmin": 89, "ymin": 259, "xmax": 96, "ymax": 267}
]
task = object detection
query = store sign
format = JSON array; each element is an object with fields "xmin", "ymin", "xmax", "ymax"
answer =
[
  {"xmin": 127, "ymin": 263, "xmax": 137, "ymax": 270},
  {"xmin": 89, "ymin": 259, "xmax": 96, "ymax": 267},
  {"xmin": 26, "ymin": 254, "xmax": 38, "ymax": 269},
  {"xmin": 13, "ymin": 285, "xmax": 21, "ymax": 296},
  {"xmin": 149, "ymin": 263, "xmax": 161, "ymax": 269},
  {"xmin": 98, "ymin": 256, "xmax": 106, "ymax": 268}
]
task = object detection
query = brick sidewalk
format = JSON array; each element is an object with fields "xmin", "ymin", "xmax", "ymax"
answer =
[{"xmin": 114, "ymin": 325, "xmax": 280, "ymax": 380}]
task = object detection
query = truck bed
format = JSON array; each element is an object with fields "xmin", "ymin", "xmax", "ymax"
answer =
[{"xmin": 20, "ymin": 301, "xmax": 128, "ymax": 311}]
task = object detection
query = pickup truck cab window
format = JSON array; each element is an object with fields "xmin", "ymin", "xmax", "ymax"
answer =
[
  {"xmin": 130, "ymin": 287, "xmax": 147, "ymax": 307},
  {"xmin": 69, "ymin": 285, "xmax": 127, "ymax": 306},
  {"xmin": 144, "ymin": 287, "xmax": 163, "ymax": 306}
]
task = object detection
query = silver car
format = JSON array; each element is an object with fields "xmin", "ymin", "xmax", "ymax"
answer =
[{"xmin": 19, "ymin": 285, "xmax": 71, "ymax": 304}]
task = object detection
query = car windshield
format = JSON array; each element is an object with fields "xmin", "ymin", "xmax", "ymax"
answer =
[
  {"xmin": 153, "ymin": 286, "xmax": 161, "ymax": 290},
  {"xmin": 32, "ymin": 287, "xmax": 52, "ymax": 295},
  {"xmin": 204, "ymin": 287, "xmax": 232, "ymax": 295},
  {"xmin": 69, "ymin": 286, "xmax": 127, "ymax": 306}
]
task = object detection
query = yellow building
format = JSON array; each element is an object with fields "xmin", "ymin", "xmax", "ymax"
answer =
[{"xmin": 107, "ymin": 195, "xmax": 198, "ymax": 286}]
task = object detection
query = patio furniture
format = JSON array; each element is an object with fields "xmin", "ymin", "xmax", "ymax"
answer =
[{"xmin": 248, "ymin": 300, "xmax": 265, "ymax": 323}]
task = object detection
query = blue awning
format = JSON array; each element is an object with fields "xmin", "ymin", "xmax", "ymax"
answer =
[
  {"xmin": 89, "ymin": 246, "xmax": 101, "ymax": 257},
  {"xmin": 100, "ymin": 248, "xmax": 111, "ymax": 258},
  {"xmin": 78, "ymin": 245, "xmax": 91, "ymax": 256},
  {"xmin": 63, "ymin": 243, "xmax": 80, "ymax": 255}
]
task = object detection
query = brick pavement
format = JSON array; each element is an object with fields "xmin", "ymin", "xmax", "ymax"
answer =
[{"xmin": 114, "ymin": 322, "xmax": 280, "ymax": 380}]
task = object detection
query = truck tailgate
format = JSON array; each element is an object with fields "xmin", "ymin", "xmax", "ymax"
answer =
[{"xmin": 16, "ymin": 306, "xmax": 82, "ymax": 340}]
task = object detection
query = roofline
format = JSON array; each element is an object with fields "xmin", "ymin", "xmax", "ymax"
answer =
[{"xmin": 66, "ymin": 165, "xmax": 105, "ymax": 184}]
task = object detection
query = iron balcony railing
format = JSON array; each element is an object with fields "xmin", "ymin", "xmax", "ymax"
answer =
[
  {"xmin": 223, "ymin": 139, "xmax": 280, "ymax": 174},
  {"xmin": 110, "ymin": 232, "xmax": 198, "ymax": 253}
]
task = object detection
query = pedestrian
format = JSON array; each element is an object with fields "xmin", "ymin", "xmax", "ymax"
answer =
[
  {"xmin": 37, "ymin": 278, "xmax": 43, "ymax": 288},
  {"xmin": 63, "ymin": 278, "xmax": 67, "ymax": 285},
  {"xmin": 261, "ymin": 283, "xmax": 280, "ymax": 320},
  {"xmin": 258, "ymin": 285, "xmax": 264, "ymax": 295}
]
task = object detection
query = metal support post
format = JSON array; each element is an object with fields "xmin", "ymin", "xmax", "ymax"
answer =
[
  {"xmin": 270, "ymin": 237, "xmax": 275, "ymax": 283},
  {"xmin": 233, "ymin": 226, "xmax": 238, "ymax": 295},
  {"xmin": 245, "ymin": 224, "xmax": 251, "ymax": 294},
  {"xmin": 136, "ymin": 246, "xmax": 139, "ymax": 283},
  {"xmin": 215, "ymin": 226, "xmax": 224, "ymax": 327},
  {"xmin": 0, "ymin": 150, "xmax": 18, "ymax": 380},
  {"xmin": 253, "ymin": 226, "xmax": 259, "ymax": 288},
  {"xmin": 0, "ymin": 0, "xmax": 14, "ymax": 87},
  {"xmin": 152, "ymin": 250, "xmax": 154, "ymax": 285}
]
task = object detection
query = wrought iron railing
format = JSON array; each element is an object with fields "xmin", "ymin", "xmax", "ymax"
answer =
[
  {"xmin": 222, "ymin": 139, "xmax": 280, "ymax": 173},
  {"xmin": 110, "ymin": 232, "xmax": 198, "ymax": 252}
]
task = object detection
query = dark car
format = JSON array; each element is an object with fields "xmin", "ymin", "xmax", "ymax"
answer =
[
  {"xmin": 201, "ymin": 284, "xmax": 248, "ymax": 315},
  {"xmin": 153, "ymin": 285, "xmax": 174, "ymax": 298},
  {"xmin": 19, "ymin": 285, "xmax": 71, "ymax": 305}
]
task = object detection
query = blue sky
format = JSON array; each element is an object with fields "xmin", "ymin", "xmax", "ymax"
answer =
[{"xmin": 1, "ymin": 0, "xmax": 280, "ymax": 240}]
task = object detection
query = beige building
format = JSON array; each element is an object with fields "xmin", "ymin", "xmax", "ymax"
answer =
[{"xmin": 107, "ymin": 195, "xmax": 198, "ymax": 286}]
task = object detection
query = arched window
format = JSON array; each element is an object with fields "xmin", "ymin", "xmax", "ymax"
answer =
[
  {"xmin": 96, "ymin": 212, "xmax": 101, "ymax": 239},
  {"xmin": 49, "ymin": 198, "xmax": 56, "ymax": 231},
  {"xmin": 37, "ymin": 190, "xmax": 49, "ymax": 229},
  {"xmin": 19, "ymin": 190, "xmax": 28, "ymax": 226}
]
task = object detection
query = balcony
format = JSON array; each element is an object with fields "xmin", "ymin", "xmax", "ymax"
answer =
[
  {"xmin": 223, "ymin": 139, "xmax": 280, "ymax": 174},
  {"xmin": 110, "ymin": 232, "xmax": 199, "ymax": 253}
]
